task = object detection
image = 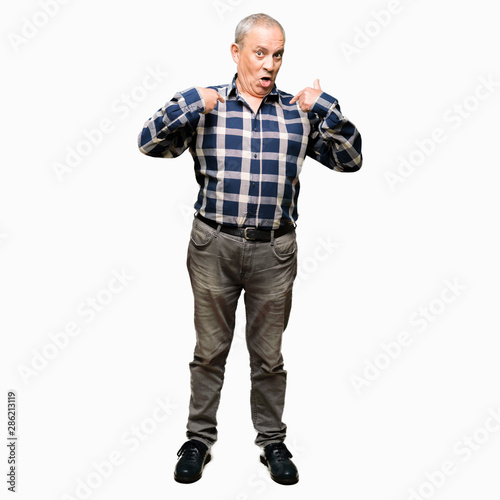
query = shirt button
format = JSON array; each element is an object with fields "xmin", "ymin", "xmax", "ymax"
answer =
[{"xmin": 253, "ymin": 154, "xmax": 257, "ymax": 159}]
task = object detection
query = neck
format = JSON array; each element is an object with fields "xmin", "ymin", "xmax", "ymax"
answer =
[{"xmin": 235, "ymin": 77, "xmax": 268, "ymax": 101}]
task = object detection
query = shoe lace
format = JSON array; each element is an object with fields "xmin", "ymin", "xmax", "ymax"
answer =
[
  {"xmin": 267, "ymin": 442, "xmax": 292, "ymax": 463},
  {"xmin": 177, "ymin": 441, "xmax": 205, "ymax": 461}
]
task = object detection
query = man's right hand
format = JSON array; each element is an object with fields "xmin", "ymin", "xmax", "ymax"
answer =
[{"xmin": 197, "ymin": 87, "xmax": 225, "ymax": 114}]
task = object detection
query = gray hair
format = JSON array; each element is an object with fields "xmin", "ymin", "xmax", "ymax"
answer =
[{"xmin": 234, "ymin": 13, "xmax": 285, "ymax": 47}]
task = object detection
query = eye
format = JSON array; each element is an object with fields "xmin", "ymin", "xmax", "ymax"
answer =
[
  {"xmin": 274, "ymin": 53, "xmax": 282, "ymax": 60},
  {"xmin": 256, "ymin": 50, "xmax": 263, "ymax": 57}
]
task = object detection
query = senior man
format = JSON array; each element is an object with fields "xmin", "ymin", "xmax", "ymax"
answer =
[{"xmin": 138, "ymin": 13, "xmax": 362, "ymax": 485}]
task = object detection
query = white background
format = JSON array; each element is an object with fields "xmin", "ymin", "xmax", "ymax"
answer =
[{"xmin": 2, "ymin": 0, "xmax": 500, "ymax": 498}]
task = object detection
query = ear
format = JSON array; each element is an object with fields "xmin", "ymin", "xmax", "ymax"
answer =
[{"xmin": 230, "ymin": 43, "xmax": 240, "ymax": 64}]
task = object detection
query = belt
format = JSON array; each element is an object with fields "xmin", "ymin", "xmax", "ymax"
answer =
[{"xmin": 196, "ymin": 214, "xmax": 295, "ymax": 241}]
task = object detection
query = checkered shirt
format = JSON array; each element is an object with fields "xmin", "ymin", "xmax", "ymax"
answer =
[{"xmin": 138, "ymin": 75, "xmax": 362, "ymax": 229}]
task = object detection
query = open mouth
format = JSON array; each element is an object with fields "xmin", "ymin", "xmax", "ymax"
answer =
[{"xmin": 260, "ymin": 77, "xmax": 272, "ymax": 88}]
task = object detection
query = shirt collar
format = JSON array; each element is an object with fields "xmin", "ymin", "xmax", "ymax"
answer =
[{"xmin": 228, "ymin": 74, "xmax": 281, "ymax": 105}]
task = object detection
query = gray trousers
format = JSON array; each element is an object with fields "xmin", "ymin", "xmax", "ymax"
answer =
[{"xmin": 185, "ymin": 217, "xmax": 298, "ymax": 448}]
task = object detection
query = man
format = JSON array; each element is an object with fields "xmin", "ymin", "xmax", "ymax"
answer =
[{"xmin": 138, "ymin": 13, "xmax": 362, "ymax": 485}]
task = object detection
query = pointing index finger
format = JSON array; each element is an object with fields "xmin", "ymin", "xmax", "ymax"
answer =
[{"xmin": 290, "ymin": 90, "xmax": 303, "ymax": 105}]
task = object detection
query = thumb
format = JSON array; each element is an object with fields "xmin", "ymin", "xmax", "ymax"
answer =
[
  {"xmin": 313, "ymin": 79, "xmax": 321, "ymax": 90},
  {"xmin": 217, "ymin": 93, "xmax": 225, "ymax": 103}
]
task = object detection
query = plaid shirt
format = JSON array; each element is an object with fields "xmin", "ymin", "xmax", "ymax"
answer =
[{"xmin": 138, "ymin": 75, "xmax": 362, "ymax": 229}]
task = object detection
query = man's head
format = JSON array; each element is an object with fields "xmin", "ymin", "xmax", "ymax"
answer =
[{"xmin": 231, "ymin": 13, "xmax": 286, "ymax": 98}]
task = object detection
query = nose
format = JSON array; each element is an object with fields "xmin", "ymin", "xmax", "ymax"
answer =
[{"xmin": 262, "ymin": 54, "xmax": 275, "ymax": 73}]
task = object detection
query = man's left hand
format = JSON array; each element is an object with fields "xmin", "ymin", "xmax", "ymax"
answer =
[{"xmin": 290, "ymin": 79, "xmax": 322, "ymax": 112}]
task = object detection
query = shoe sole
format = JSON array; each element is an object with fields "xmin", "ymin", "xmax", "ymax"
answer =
[
  {"xmin": 174, "ymin": 454, "xmax": 211, "ymax": 484},
  {"xmin": 260, "ymin": 455, "xmax": 299, "ymax": 485}
]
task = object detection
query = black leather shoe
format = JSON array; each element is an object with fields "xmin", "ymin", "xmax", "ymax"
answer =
[
  {"xmin": 260, "ymin": 442, "xmax": 299, "ymax": 485},
  {"xmin": 174, "ymin": 439, "xmax": 211, "ymax": 484}
]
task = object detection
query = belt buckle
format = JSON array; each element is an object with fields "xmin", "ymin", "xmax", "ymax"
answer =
[{"xmin": 244, "ymin": 227, "xmax": 256, "ymax": 240}]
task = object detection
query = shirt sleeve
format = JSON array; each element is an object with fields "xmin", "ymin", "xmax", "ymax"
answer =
[
  {"xmin": 137, "ymin": 87, "xmax": 205, "ymax": 158},
  {"xmin": 306, "ymin": 92, "xmax": 363, "ymax": 172}
]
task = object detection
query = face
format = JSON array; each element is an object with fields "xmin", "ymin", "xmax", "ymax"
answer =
[{"xmin": 231, "ymin": 24, "xmax": 285, "ymax": 98}]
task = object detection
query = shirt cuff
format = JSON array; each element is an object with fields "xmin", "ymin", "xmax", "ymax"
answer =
[{"xmin": 311, "ymin": 91, "xmax": 341, "ymax": 121}]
